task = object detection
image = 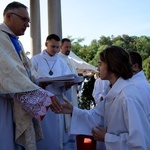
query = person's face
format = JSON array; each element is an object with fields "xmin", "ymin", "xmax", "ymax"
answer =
[
  {"xmin": 132, "ymin": 63, "xmax": 140, "ymax": 75},
  {"xmin": 6, "ymin": 7, "xmax": 30, "ymax": 36},
  {"xmin": 60, "ymin": 41, "xmax": 71, "ymax": 56},
  {"xmin": 45, "ymin": 39, "xmax": 60, "ymax": 56},
  {"xmin": 98, "ymin": 60, "xmax": 109, "ymax": 80}
]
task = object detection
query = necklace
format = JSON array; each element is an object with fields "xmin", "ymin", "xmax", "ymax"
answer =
[{"xmin": 44, "ymin": 58, "xmax": 57, "ymax": 75}]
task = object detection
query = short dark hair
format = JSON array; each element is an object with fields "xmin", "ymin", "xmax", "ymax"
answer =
[
  {"xmin": 3, "ymin": 2, "xmax": 27, "ymax": 16},
  {"xmin": 129, "ymin": 51, "xmax": 142, "ymax": 70},
  {"xmin": 46, "ymin": 34, "xmax": 60, "ymax": 41},
  {"xmin": 61, "ymin": 38, "xmax": 71, "ymax": 44},
  {"xmin": 100, "ymin": 46, "xmax": 133, "ymax": 79}
]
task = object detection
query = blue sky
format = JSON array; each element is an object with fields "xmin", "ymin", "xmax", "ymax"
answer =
[
  {"xmin": 61, "ymin": 0, "xmax": 150, "ymax": 44},
  {"xmin": 0, "ymin": 0, "xmax": 150, "ymax": 52}
]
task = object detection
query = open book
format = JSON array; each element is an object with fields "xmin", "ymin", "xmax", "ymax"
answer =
[{"xmin": 36, "ymin": 74, "xmax": 84, "ymax": 87}]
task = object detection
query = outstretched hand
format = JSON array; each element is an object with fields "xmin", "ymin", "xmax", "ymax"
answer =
[
  {"xmin": 51, "ymin": 99, "xmax": 73, "ymax": 114},
  {"xmin": 49, "ymin": 96, "xmax": 62, "ymax": 113},
  {"xmin": 61, "ymin": 99, "xmax": 73, "ymax": 114},
  {"xmin": 92, "ymin": 126, "xmax": 106, "ymax": 142}
]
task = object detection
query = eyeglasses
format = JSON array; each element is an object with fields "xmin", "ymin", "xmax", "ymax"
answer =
[{"xmin": 11, "ymin": 12, "xmax": 30, "ymax": 24}]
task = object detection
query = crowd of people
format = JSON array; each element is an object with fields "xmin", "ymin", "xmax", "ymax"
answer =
[{"xmin": 0, "ymin": 1, "xmax": 150, "ymax": 150}]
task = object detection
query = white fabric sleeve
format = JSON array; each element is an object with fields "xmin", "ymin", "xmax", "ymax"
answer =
[{"xmin": 69, "ymin": 100, "xmax": 105, "ymax": 136}]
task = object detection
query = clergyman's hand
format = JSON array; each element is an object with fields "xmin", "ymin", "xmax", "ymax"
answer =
[
  {"xmin": 39, "ymin": 82, "xmax": 51, "ymax": 89},
  {"xmin": 61, "ymin": 99, "xmax": 73, "ymax": 114},
  {"xmin": 50, "ymin": 98, "xmax": 73, "ymax": 114},
  {"xmin": 49, "ymin": 96, "xmax": 62, "ymax": 113}
]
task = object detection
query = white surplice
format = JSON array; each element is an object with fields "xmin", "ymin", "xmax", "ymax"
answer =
[
  {"xmin": 31, "ymin": 50, "xmax": 77, "ymax": 150},
  {"xmin": 92, "ymin": 78, "xmax": 110, "ymax": 104},
  {"xmin": 130, "ymin": 71, "xmax": 150, "ymax": 123},
  {"xmin": 69, "ymin": 77, "xmax": 150, "ymax": 150}
]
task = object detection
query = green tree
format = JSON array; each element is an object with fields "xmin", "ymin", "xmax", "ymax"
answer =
[
  {"xmin": 98, "ymin": 36, "xmax": 112, "ymax": 46},
  {"xmin": 143, "ymin": 56, "xmax": 150, "ymax": 81},
  {"xmin": 72, "ymin": 41, "xmax": 83, "ymax": 56}
]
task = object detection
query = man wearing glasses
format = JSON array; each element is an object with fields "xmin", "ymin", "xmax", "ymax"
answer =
[
  {"xmin": 10, "ymin": 12, "xmax": 30, "ymax": 24},
  {"xmin": 0, "ymin": 2, "xmax": 61, "ymax": 150}
]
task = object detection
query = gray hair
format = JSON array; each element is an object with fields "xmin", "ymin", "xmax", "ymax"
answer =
[{"xmin": 3, "ymin": 1, "xmax": 27, "ymax": 16}]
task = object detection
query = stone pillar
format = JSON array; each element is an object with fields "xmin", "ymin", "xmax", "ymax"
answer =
[
  {"xmin": 47, "ymin": 0, "xmax": 62, "ymax": 39},
  {"xmin": 30, "ymin": 0, "xmax": 41, "ymax": 56}
]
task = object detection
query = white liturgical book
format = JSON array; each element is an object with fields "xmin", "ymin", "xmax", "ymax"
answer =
[{"xmin": 36, "ymin": 74, "xmax": 84, "ymax": 88}]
